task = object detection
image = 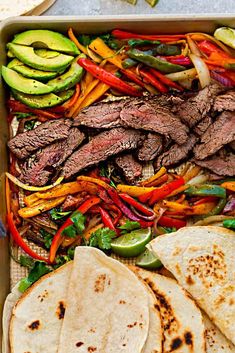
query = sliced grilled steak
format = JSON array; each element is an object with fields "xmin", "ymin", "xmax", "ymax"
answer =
[
  {"xmin": 8, "ymin": 118, "xmax": 72, "ymax": 159},
  {"xmin": 214, "ymin": 90, "xmax": 235, "ymax": 112},
  {"xmin": 21, "ymin": 128, "xmax": 85, "ymax": 186},
  {"xmin": 73, "ymin": 100, "xmax": 124, "ymax": 129},
  {"xmin": 115, "ymin": 154, "xmax": 142, "ymax": 184},
  {"xmin": 120, "ymin": 98, "xmax": 188, "ymax": 144},
  {"xmin": 194, "ymin": 152, "xmax": 235, "ymax": 176},
  {"xmin": 175, "ymin": 83, "xmax": 224, "ymax": 127},
  {"xmin": 62, "ymin": 128, "xmax": 144, "ymax": 179},
  {"xmin": 137, "ymin": 133, "xmax": 163, "ymax": 161},
  {"xmin": 194, "ymin": 116, "xmax": 212, "ymax": 136},
  {"xmin": 156, "ymin": 135, "xmax": 197, "ymax": 168},
  {"xmin": 193, "ymin": 111, "xmax": 235, "ymax": 160}
]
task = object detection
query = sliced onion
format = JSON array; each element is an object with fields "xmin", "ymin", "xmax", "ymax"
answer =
[
  {"xmin": 189, "ymin": 53, "xmax": 211, "ymax": 88},
  {"xmin": 130, "ymin": 205, "xmax": 156, "ymax": 221},
  {"xmin": 223, "ymin": 197, "xmax": 235, "ymax": 213},
  {"xmin": 166, "ymin": 68, "xmax": 197, "ymax": 82},
  {"xmin": 178, "ymin": 77, "xmax": 194, "ymax": 89},
  {"xmin": 186, "ymin": 35, "xmax": 202, "ymax": 56},
  {"xmin": 6, "ymin": 172, "xmax": 64, "ymax": 192},
  {"xmin": 187, "ymin": 173, "xmax": 209, "ymax": 186}
]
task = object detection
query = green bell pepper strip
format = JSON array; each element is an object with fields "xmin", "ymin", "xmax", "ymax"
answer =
[
  {"xmin": 223, "ymin": 218, "xmax": 235, "ymax": 229},
  {"xmin": 185, "ymin": 185, "xmax": 226, "ymax": 198},
  {"xmin": 127, "ymin": 48, "xmax": 186, "ymax": 73},
  {"xmin": 122, "ymin": 58, "xmax": 137, "ymax": 69},
  {"xmin": 155, "ymin": 43, "xmax": 181, "ymax": 56},
  {"xmin": 128, "ymin": 39, "xmax": 160, "ymax": 47},
  {"xmin": 204, "ymin": 198, "xmax": 227, "ymax": 217}
]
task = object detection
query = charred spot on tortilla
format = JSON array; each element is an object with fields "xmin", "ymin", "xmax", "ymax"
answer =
[
  {"xmin": 28, "ymin": 320, "xmax": 40, "ymax": 331},
  {"xmin": 76, "ymin": 342, "xmax": 84, "ymax": 347},
  {"xmin": 184, "ymin": 331, "xmax": 193, "ymax": 345},
  {"xmin": 94, "ymin": 274, "xmax": 108, "ymax": 293},
  {"xmin": 127, "ymin": 321, "xmax": 138, "ymax": 328},
  {"xmin": 119, "ymin": 300, "xmax": 126, "ymax": 304},
  {"xmin": 186, "ymin": 275, "xmax": 195, "ymax": 285},
  {"xmin": 170, "ymin": 337, "xmax": 183, "ymax": 351},
  {"xmin": 56, "ymin": 301, "xmax": 66, "ymax": 320},
  {"xmin": 37, "ymin": 289, "xmax": 49, "ymax": 302},
  {"xmin": 87, "ymin": 346, "xmax": 97, "ymax": 352}
]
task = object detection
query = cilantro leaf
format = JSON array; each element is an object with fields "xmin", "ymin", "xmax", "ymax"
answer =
[
  {"xmin": 62, "ymin": 224, "xmax": 77, "ymax": 238},
  {"xmin": 50, "ymin": 208, "xmax": 71, "ymax": 221},
  {"xmin": 71, "ymin": 211, "xmax": 86, "ymax": 234},
  {"xmin": 119, "ymin": 220, "xmax": 141, "ymax": 234},
  {"xmin": 163, "ymin": 227, "xmax": 177, "ymax": 233},
  {"xmin": 39, "ymin": 229, "xmax": 54, "ymax": 249},
  {"xmin": 24, "ymin": 120, "xmax": 36, "ymax": 131},
  {"xmin": 15, "ymin": 112, "xmax": 32, "ymax": 119},
  {"xmin": 18, "ymin": 261, "xmax": 51, "ymax": 293},
  {"xmin": 19, "ymin": 255, "xmax": 35, "ymax": 269},
  {"xmin": 54, "ymin": 246, "xmax": 75, "ymax": 269},
  {"xmin": 89, "ymin": 228, "xmax": 116, "ymax": 250}
]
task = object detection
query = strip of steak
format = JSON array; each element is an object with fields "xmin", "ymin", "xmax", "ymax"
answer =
[
  {"xmin": 155, "ymin": 135, "xmax": 197, "ymax": 168},
  {"xmin": 214, "ymin": 90, "xmax": 235, "ymax": 112},
  {"xmin": 120, "ymin": 99, "xmax": 188, "ymax": 144},
  {"xmin": 193, "ymin": 111, "xmax": 235, "ymax": 160},
  {"xmin": 21, "ymin": 128, "xmax": 85, "ymax": 186},
  {"xmin": 194, "ymin": 116, "xmax": 212, "ymax": 136},
  {"xmin": 115, "ymin": 154, "xmax": 142, "ymax": 184},
  {"xmin": 194, "ymin": 152, "xmax": 235, "ymax": 176},
  {"xmin": 137, "ymin": 133, "xmax": 163, "ymax": 161},
  {"xmin": 174, "ymin": 83, "xmax": 224, "ymax": 127},
  {"xmin": 62, "ymin": 128, "xmax": 144, "ymax": 179},
  {"xmin": 8, "ymin": 118, "xmax": 72, "ymax": 159},
  {"xmin": 73, "ymin": 99, "xmax": 125, "ymax": 129}
]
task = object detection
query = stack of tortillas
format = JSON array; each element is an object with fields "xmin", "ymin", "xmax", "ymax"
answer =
[
  {"xmin": 0, "ymin": 0, "xmax": 56, "ymax": 21},
  {"xmin": 3, "ymin": 226, "xmax": 235, "ymax": 352}
]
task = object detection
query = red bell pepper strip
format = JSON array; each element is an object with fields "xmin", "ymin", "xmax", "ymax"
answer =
[
  {"xmin": 194, "ymin": 196, "xmax": 218, "ymax": 206},
  {"xmin": 197, "ymin": 40, "xmax": 230, "ymax": 58},
  {"xmin": 112, "ymin": 29, "xmax": 186, "ymax": 41},
  {"xmin": 49, "ymin": 196, "xmax": 100, "ymax": 263},
  {"xmin": 77, "ymin": 58, "xmax": 142, "ymax": 97},
  {"xmin": 139, "ymin": 68, "xmax": 168, "ymax": 93},
  {"xmin": 139, "ymin": 177, "xmax": 185, "ymax": 205},
  {"xmin": 8, "ymin": 100, "xmax": 61, "ymax": 120},
  {"xmin": 149, "ymin": 68, "xmax": 184, "ymax": 91},
  {"xmin": 164, "ymin": 55, "xmax": 191, "ymax": 66},
  {"xmin": 210, "ymin": 70, "xmax": 235, "ymax": 87},
  {"xmin": 119, "ymin": 193, "xmax": 154, "ymax": 216},
  {"xmin": 139, "ymin": 220, "xmax": 154, "ymax": 228},
  {"xmin": 107, "ymin": 188, "xmax": 141, "ymax": 221},
  {"xmin": 99, "ymin": 207, "xmax": 116, "ymax": 231},
  {"xmin": 104, "ymin": 204, "xmax": 122, "ymax": 226},
  {"xmin": 7, "ymin": 212, "xmax": 50, "ymax": 263},
  {"xmin": 120, "ymin": 69, "xmax": 145, "ymax": 88},
  {"xmin": 158, "ymin": 215, "xmax": 186, "ymax": 229}
]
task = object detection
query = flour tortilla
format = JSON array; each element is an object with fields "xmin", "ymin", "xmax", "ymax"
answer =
[
  {"xmin": 0, "ymin": 0, "xmax": 53, "ymax": 20},
  {"xmin": 10, "ymin": 262, "xmax": 72, "ymax": 353},
  {"xmin": 203, "ymin": 312, "xmax": 235, "ymax": 353},
  {"xmin": 131, "ymin": 266, "xmax": 206, "ymax": 353},
  {"xmin": 149, "ymin": 226, "xmax": 235, "ymax": 345},
  {"xmin": 58, "ymin": 247, "xmax": 149, "ymax": 353}
]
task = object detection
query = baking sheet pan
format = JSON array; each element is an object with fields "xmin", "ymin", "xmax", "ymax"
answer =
[{"xmin": 1, "ymin": 14, "xmax": 235, "ymax": 351}]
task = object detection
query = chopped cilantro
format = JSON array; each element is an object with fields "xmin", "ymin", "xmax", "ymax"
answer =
[
  {"xmin": 62, "ymin": 211, "xmax": 86, "ymax": 238},
  {"xmin": 39, "ymin": 229, "xmax": 54, "ymax": 249},
  {"xmin": 18, "ymin": 261, "xmax": 51, "ymax": 293},
  {"xmin": 50, "ymin": 208, "xmax": 71, "ymax": 221},
  {"xmin": 89, "ymin": 227, "xmax": 116, "ymax": 250},
  {"xmin": 19, "ymin": 255, "xmax": 35, "ymax": 269},
  {"xmin": 119, "ymin": 220, "xmax": 141, "ymax": 234},
  {"xmin": 24, "ymin": 120, "xmax": 36, "ymax": 131},
  {"xmin": 54, "ymin": 247, "xmax": 75, "ymax": 269}
]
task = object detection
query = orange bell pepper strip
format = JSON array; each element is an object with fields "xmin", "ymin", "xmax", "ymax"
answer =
[
  {"xmin": 18, "ymin": 197, "xmax": 66, "ymax": 218},
  {"xmin": 221, "ymin": 181, "xmax": 235, "ymax": 192},
  {"xmin": 141, "ymin": 167, "xmax": 166, "ymax": 186},
  {"xmin": 185, "ymin": 202, "xmax": 216, "ymax": 215},
  {"xmin": 162, "ymin": 200, "xmax": 192, "ymax": 212},
  {"xmin": 7, "ymin": 212, "xmax": 50, "ymax": 263},
  {"xmin": 142, "ymin": 174, "xmax": 169, "ymax": 188},
  {"xmin": 49, "ymin": 196, "xmax": 101, "ymax": 263},
  {"xmin": 77, "ymin": 176, "xmax": 112, "ymax": 190},
  {"xmin": 68, "ymin": 27, "xmax": 88, "ymax": 55},
  {"xmin": 183, "ymin": 165, "xmax": 201, "ymax": 182},
  {"xmin": 116, "ymin": 184, "xmax": 157, "ymax": 197}
]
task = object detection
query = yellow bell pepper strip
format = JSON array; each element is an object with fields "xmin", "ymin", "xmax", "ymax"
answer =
[
  {"xmin": 221, "ymin": 181, "xmax": 235, "ymax": 192},
  {"xmin": 143, "ymin": 174, "xmax": 169, "ymax": 188},
  {"xmin": 141, "ymin": 167, "xmax": 166, "ymax": 186},
  {"xmin": 5, "ymin": 177, "xmax": 11, "ymax": 214},
  {"xmin": 77, "ymin": 175, "xmax": 112, "ymax": 190},
  {"xmin": 6, "ymin": 173, "xmax": 63, "ymax": 192},
  {"xmin": 7, "ymin": 212, "xmax": 50, "ymax": 263},
  {"xmin": 116, "ymin": 184, "xmax": 157, "ymax": 197},
  {"xmin": 185, "ymin": 202, "xmax": 216, "ymax": 215},
  {"xmin": 49, "ymin": 196, "xmax": 100, "ymax": 263},
  {"xmin": 78, "ymin": 81, "xmax": 111, "ymax": 111},
  {"xmin": 18, "ymin": 197, "xmax": 66, "ymax": 219},
  {"xmin": 89, "ymin": 37, "xmax": 124, "ymax": 69},
  {"xmin": 162, "ymin": 200, "xmax": 192, "ymax": 212},
  {"xmin": 68, "ymin": 27, "xmax": 88, "ymax": 55},
  {"xmin": 24, "ymin": 193, "xmax": 41, "ymax": 207},
  {"xmin": 183, "ymin": 165, "xmax": 201, "ymax": 182}
]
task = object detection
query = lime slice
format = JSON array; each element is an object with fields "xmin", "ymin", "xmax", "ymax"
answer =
[
  {"xmin": 214, "ymin": 27, "xmax": 235, "ymax": 49},
  {"xmin": 136, "ymin": 248, "xmax": 162, "ymax": 270},
  {"xmin": 111, "ymin": 228, "xmax": 152, "ymax": 257},
  {"xmin": 145, "ymin": 0, "xmax": 159, "ymax": 7}
]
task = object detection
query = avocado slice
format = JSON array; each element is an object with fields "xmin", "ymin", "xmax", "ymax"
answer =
[
  {"xmin": 8, "ymin": 59, "xmax": 58, "ymax": 81},
  {"xmin": 47, "ymin": 57, "xmax": 84, "ymax": 92},
  {"xmin": 7, "ymin": 43, "xmax": 73, "ymax": 72},
  {"xmin": 57, "ymin": 89, "xmax": 75, "ymax": 102},
  {"xmin": 12, "ymin": 89, "xmax": 63, "ymax": 109},
  {"xmin": 2, "ymin": 66, "xmax": 54, "ymax": 95},
  {"xmin": 12, "ymin": 30, "xmax": 79, "ymax": 55}
]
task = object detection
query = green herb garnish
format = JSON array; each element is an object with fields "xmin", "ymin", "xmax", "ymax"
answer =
[
  {"xmin": 89, "ymin": 228, "xmax": 116, "ymax": 250},
  {"xmin": 50, "ymin": 208, "xmax": 71, "ymax": 221},
  {"xmin": 119, "ymin": 220, "xmax": 141, "ymax": 234},
  {"xmin": 19, "ymin": 261, "xmax": 51, "ymax": 293}
]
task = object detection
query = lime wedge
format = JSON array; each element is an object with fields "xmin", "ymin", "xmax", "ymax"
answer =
[
  {"xmin": 111, "ymin": 228, "xmax": 152, "ymax": 257},
  {"xmin": 124, "ymin": 0, "xmax": 137, "ymax": 4},
  {"xmin": 145, "ymin": 0, "xmax": 159, "ymax": 7},
  {"xmin": 136, "ymin": 248, "xmax": 162, "ymax": 270},
  {"xmin": 214, "ymin": 27, "xmax": 235, "ymax": 49}
]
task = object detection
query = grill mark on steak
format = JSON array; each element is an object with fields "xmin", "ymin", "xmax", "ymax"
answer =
[
  {"xmin": 62, "ymin": 128, "xmax": 144, "ymax": 179},
  {"xmin": 73, "ymin": 100, "xmax": 125, "ymax": 129},
  {"xmin": 193, "ymin": 111, "xmax": 235, "ymax": 160},
  {"xmin": 20, "ymin": 128, "xmax": 85, "ymax": 186},
  {"xmin": 214, "ymin": 90, "xmax": 235, "ymax": 112},
  {"xmin": 194, "ymin": 150, "xmax": 235, "ymax": 176},
  {"xmin": 155, "ymin": 135, "xmax": 197, "ymax": 168},
  {"xmin": 8, "ymin": 118, "xmax": 72, "ymax": 159},
  {"xmin": 115, "ymin": 154, "xmax": 142, "ymax": 184},
  {"xmin": 137, "ymin": 133, "xmax": 163, "ymax": 161},
  {"xmin": 120, "ymin": 98, "xmax": 188, "ymax": 144},
  {"xmin": 194, "ymin": 116, "xmax": 212, "ymax": 136},
  {"xmin": 174, "ymin": 83, "xmax": 224, "ymax": 127}
]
